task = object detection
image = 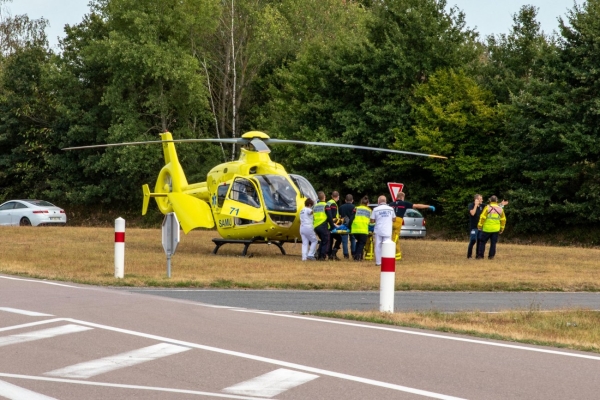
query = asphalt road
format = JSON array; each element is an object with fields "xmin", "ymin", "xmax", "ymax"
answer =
[
  {"xmin": 123, "ymin": 289, "xmax": 600, "ymax": 312},
  {"xmin": 1, "ymin": 274, "xmax": 600, "ymax": 400}
]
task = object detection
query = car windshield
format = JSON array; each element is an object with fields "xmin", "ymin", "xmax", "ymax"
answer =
[
  {"xmin": 254, "ymin": 175, "xmax": 297, "ymax": 212},
  {"xmin": 24, "ymin": 200, "xmax": 55, "ymax": 207}
]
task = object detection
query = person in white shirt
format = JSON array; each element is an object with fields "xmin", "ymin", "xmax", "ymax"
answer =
[
  {"xmin": 299, "ymin": 198, "xmax": 318, "ymax": 261},
  {"xmin": 370, "ymin": 195, "xmax": 396, "ymax": 266}
]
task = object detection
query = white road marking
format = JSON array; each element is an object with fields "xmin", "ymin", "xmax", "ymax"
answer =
[
  {"xmin": 223, "ymin": 368, "xmax": 318, "ymax": 398},
  {"xmin": 0, "ymin": 379, "xmax": 57, "ymax": 400},
  {"xmin": 61, "ymin": 318, "xmax": 465, "ymax": 400},
  {"xmin": 233, "ymin": 310, "xmax": 600, "ymax": 361},
  {"xmin": 0, "ymin": 324, "xmax": 92, "ymax": 347},
  {"xmin": 45, "ymin": 343, "xmax": 191, "ymax": 379},
  {"xmin": 0, "ymin": 319, "xmax": 64, "ymax": 333},
  {"xmin": 0, "ymin": 276, "xmax": 80, "ymax": 288},
  {"xmin": 0, "ymin": 307, "xmax": 53, "ymax": 317},
  {"xmin": 0, "ymin": 373, "xmax": 269, "ymax": 400}
]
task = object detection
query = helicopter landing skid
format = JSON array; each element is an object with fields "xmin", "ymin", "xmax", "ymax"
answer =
[{"xmin": 211, "ymin": 238, "xmax": 286, "ymax": 257}]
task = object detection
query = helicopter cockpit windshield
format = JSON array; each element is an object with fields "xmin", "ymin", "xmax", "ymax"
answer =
[
  {"xmin": 289, "ymin": 174, "xmax": 318, "ymax": 202},
  {"xmin": 255, "ymin": 175, "xmax": 297, "ymax": 213}
]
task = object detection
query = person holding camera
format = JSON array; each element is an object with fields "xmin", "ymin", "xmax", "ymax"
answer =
[{"xmin": 467, "ymin": 194, "xmax": 484, "ymax": 259}]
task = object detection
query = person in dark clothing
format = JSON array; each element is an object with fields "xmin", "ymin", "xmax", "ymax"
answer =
[
  {"xmin": 314, "ymin": 191, "xmax": 338, "ymax": 260},
  {"xmin": 467, "ymin": 194, "xmax": 483, "ymax": 259},
  {"xmin": 326, "ymin": 191, "xmax": 342, "ymax": 260},
  {"xmin": 389, "ymin": 192, "xmax": 434, "ymax": 260},
  {"xmin": 339, "ymin": 194, "xmax": 356, "ymax": 259},
  {"xmin": 468, "ymin": 194, "xmax": 508, "ymax": 259}
]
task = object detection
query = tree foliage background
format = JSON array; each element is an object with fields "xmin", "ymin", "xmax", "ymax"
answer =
[{"xmin": 0, "ymin": 0, "xmax": 599, "ymax": 237}]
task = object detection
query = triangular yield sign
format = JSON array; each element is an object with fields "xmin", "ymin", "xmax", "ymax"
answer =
[{"xmin": 387, "ymin": 182, "xmax": 404, "ymax": 202}]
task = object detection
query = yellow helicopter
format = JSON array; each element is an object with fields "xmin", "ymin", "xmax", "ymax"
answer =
[{"xmin": 65, "ymin": 131, "xmax": 445, "ymax": 254}]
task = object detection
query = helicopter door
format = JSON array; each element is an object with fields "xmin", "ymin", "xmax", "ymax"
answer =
[{"xmin": 221, "ymin": 176, "xmax": 265, "ymax": 222}]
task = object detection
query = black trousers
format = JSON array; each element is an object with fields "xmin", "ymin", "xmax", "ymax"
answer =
[
  {"xmin": 353, "ymin": 234, "xmax": 368, "ymax": 260},
  {"xmin": 315, "ymin": 224, "xmax": 330, "ymax": 260},
  {"xmin": 477, "ymin": 231, "xmax": 499, "ymax": 258},
  {"xmin": 328, "ymin": 233, "xmax": 342, "ymax": 256}
]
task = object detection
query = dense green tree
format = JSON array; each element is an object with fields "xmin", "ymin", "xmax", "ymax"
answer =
[
  {"xmin": 392, "ymin": 69, "xmax": 502, "ymax": 227},
  {"xmin": 49, "ymin": 0, "xmax": 224, "ymax": 207},
  {"xmin": 260, "ymin": 0, "xmax": 479, "ymax": 198},
  {"xmin": 502, "ymin": 0, "xmax": 600, "ymax": 232},
  {"xmin": 0, "ymin": 45, "xmax": 58, "ymax": 201},
  {"xmin": 0, "ymin": 1, "xmax": 53, "ymax": 202},
  {"xmin": 480, "ymin": 5, "xmax": 554, "ymax": 103}
]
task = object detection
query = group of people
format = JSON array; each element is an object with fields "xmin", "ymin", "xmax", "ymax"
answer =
[
  {"xmin": 299, "ymin": 189, "xmax": 509, "ymax": 263},
  {"xmin": 299, "ymin": 190, "xmax": 435, "ymax": 265},
  {"xmin": 467, "ymin": 194, "xmax": 508, "ymax": 259},
  {"xmin": 299, "ymin": 191, "xmax": 357, "ymax": 262}
]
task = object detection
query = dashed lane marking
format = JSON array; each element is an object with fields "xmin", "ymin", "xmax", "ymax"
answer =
[
  {"xmin": 0, "ymin": 378, "xmax": 57, "ymax": 400},
  {"xmin": 45, "ymin": 343, "xmax": 191, "ymax": 379},
  {"xmin": 0, "ymin": 373, "xmax": 272, "ymax": 399},
  {"xmin": 223, "ymin": 368, "xmax": 319, "ymax": 398},
  {"xmin": 0, "ymin": 307, "xmax": 54, "ymax": 317},
  {"xmin": 0, "ymin": 319, "xmax": 64, "ymax": 333},
  {"xmin": 60, "ymin": 318, "xmax": 465, "ymax": 400},
  {"xmin": 0, "ymin": 324, "xmax": 92, "ymax": 348}
]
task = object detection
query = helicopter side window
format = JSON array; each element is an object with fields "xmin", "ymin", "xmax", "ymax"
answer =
[
  {"xmin": 217, "ymin": 184, "xmax": 229, "ymax": 208},
  {"xmin": 231, "ymin": 178, "xmax": 261, "ymax": 208}
]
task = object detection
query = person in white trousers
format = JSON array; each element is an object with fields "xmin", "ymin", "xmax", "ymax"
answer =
[
  {"xmin": 299, "ymin": 198, "xmax": 318, "ymax": 261},
  {"xmin": 370, "ymin": 195, "xmax": 396, "ymax": 266}
]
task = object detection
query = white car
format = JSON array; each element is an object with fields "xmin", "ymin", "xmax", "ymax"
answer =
[{"xmin": 0, "ymin": 199, "xmax": 67, "ymax": 226}]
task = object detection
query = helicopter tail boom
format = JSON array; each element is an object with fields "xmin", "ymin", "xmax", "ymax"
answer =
[{"xmin": 139, "ymin": 133, "xmax": 216, "ymax": 232}]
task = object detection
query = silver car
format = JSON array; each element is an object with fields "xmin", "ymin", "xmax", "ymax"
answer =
[
  {"xmin": 400, "ymin": 208, "xmax": 426, "ymax": 238},
  {"xmin": 0, "ymin": 199, "xmax": 67, "ymax": 226},
  {"xmin": 368, "ymin": 204, "xmax": 426, "ymax": 238}
]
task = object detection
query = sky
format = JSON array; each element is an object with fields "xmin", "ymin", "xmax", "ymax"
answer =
[{"xmin": 6, "ymin": 0, "xmax": 582, "ymax": 51}]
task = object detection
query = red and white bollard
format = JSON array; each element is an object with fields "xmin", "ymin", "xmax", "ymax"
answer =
[
  {"xmin": 114, "ymin": 217, "xmax": 125, "ymax": 279},
  {"xmin": 380, "ymin": 239, "xmax": 396, "ymax": 313}
]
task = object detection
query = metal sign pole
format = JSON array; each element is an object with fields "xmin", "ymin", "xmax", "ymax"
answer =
[{"xmin": 167, "ymin": 254, "xmax": 172, "ymax": 278}]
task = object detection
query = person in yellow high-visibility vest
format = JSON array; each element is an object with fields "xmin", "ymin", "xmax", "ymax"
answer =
[
  {"xmin": 349, "ymin": 196, "xmax": 371, "ymax": 261},
  {"xmin": 477, "ymin": 195, "xmax": 507, "ymax": 259},
  {"xmin": 389, "ymin": 192, "xmax": 435, "ymax": 260}
]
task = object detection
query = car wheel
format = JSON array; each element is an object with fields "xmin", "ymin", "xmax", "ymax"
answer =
[{"xmin": 19, "ymin": 217, "xmax": 32, "ymax": 226}]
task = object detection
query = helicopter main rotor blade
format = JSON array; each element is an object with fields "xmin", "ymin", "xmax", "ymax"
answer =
[
  {"xmin": 62, "ymin": 138, "xmax": 246, "ymax": 151},
  {"xmin": 264, "ymin": 139, "xmax": 447, "ymax": 159}
]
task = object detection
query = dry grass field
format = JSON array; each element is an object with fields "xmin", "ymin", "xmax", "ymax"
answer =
[
  {"xmin": 313, "ymin": 309, "xmax": 600, "ymax": 353},
  {"xmin": 3, "ymin": 226, "xmax": 599, "ymax": 352},
  {"xmin": 1, "ymin": 226, "xmax": 599, "ymax": 290}
]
